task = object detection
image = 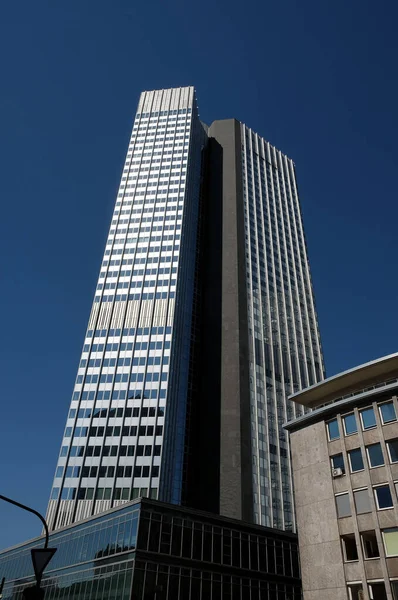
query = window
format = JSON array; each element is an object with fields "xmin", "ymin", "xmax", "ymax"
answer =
[
  {"xmin": 391, "ymin": 581, "xmax": 398, "ymax": 600},
  {"xmin": 347, "ymin": 584, "xmax": 363, "ymax": 600},
  {"xmin": 368, "ymin": 582, "xmax": 387, "ymax": 600},
  {"xmin": 360, "ymin": 407, "xmax": 376, "ymax": 430},
  {"xmin": 374, "ymin": 485, "xmax": 394, "ymax": 510},
  {"xmin": 336, "ymin": 493, "xmax": 351, "ymax": 518},
  {"xmin": 379, "ymin": 401, "xmax": 396, "ymax": 424},
  {"xmin": 331, "ymin": 454, "xmax": 345, "ymax": 473},
  {"xmin": 343, "ymin": 413, "xmax": 357, "ymax": 435},
  {"xmin": 341, "ymin": 534, "xmax": 358, "ymax": 561},
  {"xmin": 382, "ymin": 528, "xmax": 398, "ymax": 556},
  {"xmin": 361, "ymin": 531, "xmax": 379, "ymax": 558},
  {"xmin": 387, "ymin": 439, "xmax": 398, "ymax": 463},
  {"xmin": 327, "ymin": 419, "xmax": 340, "ymax": 440},
  {"xmin": 50, "ymin": 488, "xmax": 59, "ymax": 500},
  {"xmin": 348, "ymin": 448, "xmax": 364, "ymax": 472},
  {"xmin": 354, "ymin": 488, "xmax": 371, "ymax": 514},
  {"xmin": 367, "ymin": 443, "xmax": 385, "ymax": 468}
]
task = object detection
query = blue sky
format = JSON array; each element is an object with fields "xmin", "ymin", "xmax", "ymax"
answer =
[{"xmin": 1, "ymin": 0, "xmax": 398, "ymax": 549}]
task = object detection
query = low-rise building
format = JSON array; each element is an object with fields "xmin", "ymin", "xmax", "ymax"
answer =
[
  {"xmin": 0, "ymin": 497, "xmax": 301, "ymax": 599},
  {"xmin": 285, "ymin": 352, "xmax": 398, "ymax": 600}
]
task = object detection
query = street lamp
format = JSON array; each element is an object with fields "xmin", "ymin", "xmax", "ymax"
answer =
[{"xmin": 0, "ymin": 495, "xmax": 56, "ymax": 599}]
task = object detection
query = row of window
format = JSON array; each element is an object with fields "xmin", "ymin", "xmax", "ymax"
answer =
[
  {"xmin": 127, "ymin": 158, "xmax": 187, "ymax": 167},
  {"xmin": 87, "ymin": 326, "xmax": 172, "ymax": 338},
  {"xmin": 76, "ymin": 371, "xmax": 167, "ymax": 385},
  {"xmin": 58, "ymin": 452, "xmax": 161, "ymax": 481},
  {"xmin": 97, "ymin": 279, "xmax": 176, "ymax": 290},
  {"xmin": 341, "ymin": 527, "xmax": 398, "ymax": 562},
  {"xmin": 336, "ymin": 482, "xmax": 398, "ymax": 517},
  {"xmin": 103, "ymin": 216, "xmax": 182, "ymax": 234},
  {"xmin": 82, "ymin": 355, "xmax": 167, "ymax": 368},
  {"xmin": 327, "ymin": 401, "xmax": 396, "ymax": 440},
  {"xmin": 65, "ymin": 424, "xmax": 163, "ymax": 438},
  {"xmin": 136, "ymin": 108, "xmax": 192, "ymax": 117},
  {"xmin": 61, "ymin": 443, "xmax": 162, "ymax": 459},
  {"xmin": 94, "ymin": 292, "xmax": 175, "ymax": 303},
  {"xmin": 52, "ymin": 478, "xmax": 157, "ymax": 501},
  {"xmin": 82, "ymin": 340, "xmax": 171, "ymax": 353},
  {"xmin": 73, "ymin": 389, "xmax": 167, "ymax": 402},
  {"xmin": 347, "ymin": 580, "xmax": 397, "ymax": 600},
  {"xmin": 100, "ymin": 269, "xmax": 176, "ymax": 279},
  {"xmin": 105, "ymin": 248, "xmax": 180, "ymax": 260},
  {"xmin": 69, "ymin": 406, "xmax": 164, "ymax": 420},
  {"xmin": 331, "ymin": 438, "xmax": 398, "ymax": 473}
]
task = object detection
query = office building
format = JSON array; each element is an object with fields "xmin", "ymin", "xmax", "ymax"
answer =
[
  {"xmin": 285, "ymin": 352, "xmax": 398, "ymax": 600},
  {"xmin": 0, "ymin": 498, "xmax": 302, "ymax": 600},
  {"xmin": 46, "ymin": 87, "xmax": 324, "ymax": 533}
]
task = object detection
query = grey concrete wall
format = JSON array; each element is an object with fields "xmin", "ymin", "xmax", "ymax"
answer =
[
  {"xmin": 290, "ymin": 393, "xmax": 398, "ymax": 600},
  {"xmin": 290, "ymin": 421, "xmax": 347, "ymax": 599},
  {"xmin": 208, "ymin": 119, "xmax": 253, "ymax": 523}
]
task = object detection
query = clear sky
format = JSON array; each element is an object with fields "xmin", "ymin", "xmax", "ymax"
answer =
[{"xmin": 1, "ymin": 0, "xmax": 397, "ymax": 550}]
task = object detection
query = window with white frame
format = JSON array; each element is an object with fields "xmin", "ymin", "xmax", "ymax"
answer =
[
  {"xmin": 391, "ymin": 580, "xmax": 398, "ymax": 600},
  {"xmin": 366, "ymin": 443, "xmax": 385, "ymax": 468},
  {"xmin": 348, "ymin": 448, "xmax": 364, "ymax": 472},
  {"xmin": 359, "ymin": 406, "xmax": 377, "ymax": 430},
  {"xmin": 382, "ymin": 528, "xmax": 398, "ymax": 557},
  {"xmin": 327, "ymin": 419, "xmax": 340, "ymax": 440},
  {"xmin": 341, "ymin": 534, "xmax": 358, "ymax": 561},
  {"xmin": 387, "ymin": 439, "xmax": 398, "ymax": 463},
  {"xmin": 331, "ymin": 453, "xmax": 345, "ymax": 473},
  {"xmin": 343, "ymin": 413, "xmax": 357, "ymax": 436},
  {"xmin": 374, "ymin": 484, "xmax": 394, "ymax": 510},
  {"xmin": 347, "ymin": 583, "xmax": 363, "ymax": 600},
  {"xmin": 335, "ymin": 492, "xmax": 351, "ymax": 518},
  {"xmin": 379, "ymin": 400, "xmax": 396, "ymax": 424},
  {"xmin": 354, "ymin": 488, "xmax": 371, "ymax": 514},
  {"xmin": 361, "ymin": 530, "xmax": 380, "ymax": 559},
  {"xmin": 368, "ymin": 581, "xmax": 387, "ymax": 600}
]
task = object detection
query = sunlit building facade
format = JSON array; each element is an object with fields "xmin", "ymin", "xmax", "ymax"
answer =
[
  {"xmin": 46, "ymin": 87, "xmax": 324, "ymax": 533},
  {"xmin": 46, "ymin": 87, "xmax": 207, "ymax": 530}
]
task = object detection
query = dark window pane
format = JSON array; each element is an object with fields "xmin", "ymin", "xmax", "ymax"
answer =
[
  {"xmin": 343, "ymin": 413, "xmax": 357, "ymax": 435},
  {"xmin": 375, "ymin": 485, "xmax": 393, "ymax": 509},
  {"xmin": 348, "ymin": 449, "xmax": 364, "ymax": 472},
  {"xmin": 360, "ymin": 407, "xmax": 376, "ymax": 429},
  {"xmin": 379, "ymin": 401, "xmax": 396, "ymax": 424},
  {"xmin": 367, "ymin": 443, "xmax": 384, "ymax": 467},
  {"xmin": 331, "ymin": 454, "xmax": 345, "ymax": 472},
  {"xmin": 327, "ymin": 419, "xmax": 339, "ymax": 440},
  {"xmin": 388, "ymin": 439, "xmax": 398, "ymax": 463}
]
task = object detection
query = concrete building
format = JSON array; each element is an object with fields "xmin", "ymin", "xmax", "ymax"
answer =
[
  {"xmin": 46, "ymin": 86, "xmax": 324, "ymax": 533},
  {"xmin": 0, "ymin": 498, "xmax": 301, "ymax": 600},
  {"xmin": 285, "ymin": 353, "xmax": 398, "ymax": 600}
]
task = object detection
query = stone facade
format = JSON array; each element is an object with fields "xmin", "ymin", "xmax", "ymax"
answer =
[{"xmin": 286, "ymin": 354, "xmax": 398, "ymax": 600}]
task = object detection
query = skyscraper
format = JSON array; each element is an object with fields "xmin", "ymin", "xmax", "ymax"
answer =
[{"xmin": 46, "ymin": 87, "xmax": 324, "ymax": 533}]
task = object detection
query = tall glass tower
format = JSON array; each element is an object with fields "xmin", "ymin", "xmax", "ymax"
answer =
[
  {"xmin": 46, "ymin": 89, "xmax": 324, "ymax": 532},
  {"xmin": 46, "ymin": 87, "xmax": 207, "ymax": 530}
]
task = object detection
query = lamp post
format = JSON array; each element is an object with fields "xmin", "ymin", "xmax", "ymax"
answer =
[{"xmin": 0, "ymin": 495, "xmax": 56, "ymax": 599}]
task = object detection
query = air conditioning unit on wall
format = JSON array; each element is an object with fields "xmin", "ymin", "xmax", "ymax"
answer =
[{"xmin": 332, "ymin": 467, "xmax": 344, "ymax": 477}]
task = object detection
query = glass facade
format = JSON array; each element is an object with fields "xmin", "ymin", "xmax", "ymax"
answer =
[
  {"xmin": 0, "ymin": 499, "xmax": 301, "ymax": 600},
  {"xmin": 241, "ymin": 127, "xmax": 324, "ymax": 529},
  {"xmin": 46, "ymin": 87, "xmax": 207, "ymax": 531},
  {"xmin": 0, "ymin": 502, "xmax": 138, "ymax": 599}
]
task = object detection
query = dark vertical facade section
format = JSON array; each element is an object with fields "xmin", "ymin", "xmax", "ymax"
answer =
[
  {"xmin": 208, "ymin": 119, "xmax": 253, "ymax": 523},
  {"xmin": 182, "ymin": 138, "xmax": 223, "ymax": 514}
]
